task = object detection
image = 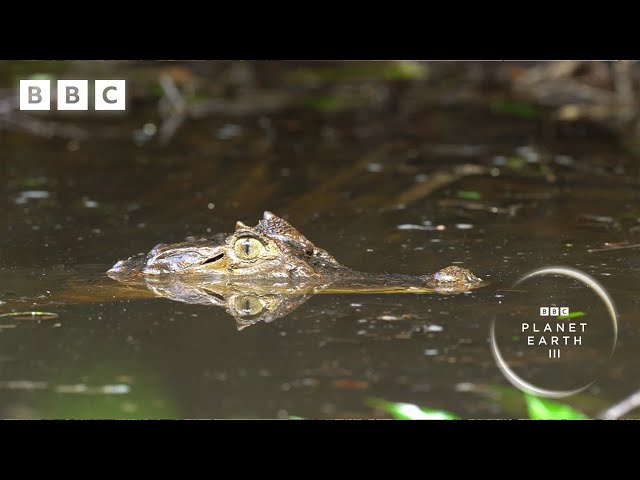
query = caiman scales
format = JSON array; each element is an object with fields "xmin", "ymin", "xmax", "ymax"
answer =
[{"xmin": 108, "ymin": 211, "xmax": 486, "ymax": 294}]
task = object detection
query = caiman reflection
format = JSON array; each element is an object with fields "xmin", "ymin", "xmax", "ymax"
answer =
[{"xmin": 108, "ymin": 212, "xmax": 488, "ymax": 329}]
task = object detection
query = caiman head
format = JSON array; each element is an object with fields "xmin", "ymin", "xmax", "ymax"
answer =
[{"xmin": 108, "ymin": 211, "xmax": 342, "ymax": 280}]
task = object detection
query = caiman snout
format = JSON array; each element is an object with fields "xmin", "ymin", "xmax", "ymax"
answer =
[{"xmin": 429, "ymin": 265, "xmax": 486, "ymax": 292}]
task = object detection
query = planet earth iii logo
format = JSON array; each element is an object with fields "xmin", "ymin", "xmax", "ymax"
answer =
[
  {"xmin": 523, "ymin": 307, "xmax": 586, "ymax": 359},
  {"xmin": 490, "ymin": 267, "xmax": 618, "ymax": 398}
]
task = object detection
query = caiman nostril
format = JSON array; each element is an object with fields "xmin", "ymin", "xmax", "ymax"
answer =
[
  {"xmin": 201, "ymin": 253, "xmax": 225, "ymax": 265},
  {"xmin": 201, "ymin": 288, "xmax": 225, "ymax": 302}
]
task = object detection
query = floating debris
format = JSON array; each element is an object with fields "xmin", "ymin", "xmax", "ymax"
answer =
[
  {"xmin": 424, "ymin": 349, "xmax": 440, "ymax": 356},
  {"xmin": 366, "ymin": 398, "xmax": 459, "ymax": 420},
  {"xmin": 391, "ymin": 164, "xmax": 489, "ymax": 209},
  {"xmin": 578, "ymin": 214, "xmax": 620, "ymax": 230},
  {"xmin": 54, "ymin": 384, "xmax": 131, "ymax": 395},
  {"xmin": 0, "ymin": 311, "xmax": 59, "ymax": 321},
  {"xmin": 215, "ymin": 124, "xmax": 243, "ymax": 140},
  {"xmin": 365, "ymin": 162, "xmax": 383, "ymax": 173},
  {"xmin": 554, "ymin": 155, "xmax": 574, "ymax": 166},
  {"xmin": 491, "ymin": 100, "xmax": 540, "ymax": 119},
  {"xmin": 397, "ymin": 223, "xmax": 446, "ymax": 231},
  {"xmin": 142, "ymin": 123, "xmax": 157, "ymax": 136},
  {"xmin": 456, "ymin": 190, "xmax": 481, "ymax": 200},
  {"xmin": 0, "ymin": 381, "xmax": 131, "ymax": 395},
  {"xmin": 397, "ymin": 224, "xmax": 437, "ymax": 231},
  {"xmin": 588, "ymin": 242, "xmax": 640, "ymax": 253},
  {"xmin": 426, "ymin": 324, "xmax": 443, "ymax": 332},
  {"xmin": 454, "ymin": 382, "xmax": 478, "ymax": 392},
  {"xmin": 0, "ymin": 380, "xmax": 47, "ymax": 390},
  {"xmin": 516, "ymin": 145, "xmax": 542, "ymax": 163},
  {"xmin": 443, "ymin": 198, "xmax": 506, "ymax": 214},
  {"xmin": 333, "ymin": 379, "xmax": 369, "ymax": 391},
  {"xmin": 14, "ymin": 190, "xmax": 50, "ymax": 204}
]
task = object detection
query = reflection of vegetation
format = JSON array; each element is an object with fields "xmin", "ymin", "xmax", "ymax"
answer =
[
  {"xmin": 491, "ymin": 99, "xmax": 541, "ymax": 119},
  {"xmin": 0, "ymin": 311, "xmax": 58, "ymax": 320},
  {"xmin": 286, "ymin": 61, "xmax": 428, "ymax": 85},
  {"xmin": 506, "ymin": 156, "xmax": 527, "ymax": 170},
  {"xmin": 40, "ymin": 388, "xmax": 178, "ymax": 419},
  {"xmin": 368, "ymin": 392, "xmax": 588, "ymax": 420},
  {"xmin": 0, "ymin": 62, "xmax": 69, "ymax": 83},
  {"xmin": 366, "ymin": 398, "xmax": 459, "ymax": 420},
  {"xmin": 456, "ymin": 190, "xmax": 482, "ymax": 200},
  {"xmin": 35, "ymin": 363, "xmax": 179, "ymax": 419},
  {"xmin": 524, "ymin": 394, "xmax": 588, "ymax": 420},
  {"xmin": 557, "ymin": 311, "xmax": 586, "ymax": 320},
  {"xmin": 306, "ymin": 95, "xmax": 365, "ymax": 113}
]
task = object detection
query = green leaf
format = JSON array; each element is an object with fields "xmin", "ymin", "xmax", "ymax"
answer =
[
  {"xmin": 506, "ymin": 156, "xmax": 527, "ymax": 170},
  {"xmin": 491, "ymin": 100, "xmax": 540, "ymax": 119},
  {"xmin": 483, "ymin": 384, "xmax": 609, "ymax": 418},
  {"xmin": 456, "ymin": 190, "xmax": 482, "ymax": 200},
  {"xmin": 286, "ymin": 62, "xmax": 428, "ymax": 86},
  {"xmin": 557, "ymin": 311, "xmax": 586, "ymax": 320},
  {"xmin": 28, "ymin": 73, "xmax": 55, "ymax": 81},
  {"xmin": 524, "ymin": 394, "xmax": 589, "ymax": 420},
  {"xmin": 366, "ymin": 398, "xmax": 459, "ymax": 420},
  {"xmin": 380, "ymin": 61, "xmax": 428, "ymax": 81},
  {"xmin": 307, "ymin": 95, "xmax": 345, "ymax": 112}
]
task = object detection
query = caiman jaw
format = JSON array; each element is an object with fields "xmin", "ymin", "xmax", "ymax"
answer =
[
  {"xmin": 194, "ymin": 251, "xmax": 228, "ymax": 273},
  {"xmin": 134, "ymin": 242, "xmax": 230, "ymax": 275},
  {"xmin": 152, "ymin": 245, "xmax": 229, "ymax": 275}
]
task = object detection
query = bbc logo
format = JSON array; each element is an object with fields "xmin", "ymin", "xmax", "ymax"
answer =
[
  {"xmin": 20, "ymin": 79, "xmax": 126, "ymax": 111},
  {"xmin": 540, "ymin": 307, "xmax": 569, "ymax": 316}
]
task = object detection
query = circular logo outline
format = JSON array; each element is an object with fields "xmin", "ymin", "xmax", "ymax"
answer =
[{"xmin": 489, "ymin": 266, "xmax": 618, "ymax": 398}]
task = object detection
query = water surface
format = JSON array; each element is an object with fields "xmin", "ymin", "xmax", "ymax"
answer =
[{"xmin": 1, "ymin": 61, "xmax": 638, "ymax": 418}]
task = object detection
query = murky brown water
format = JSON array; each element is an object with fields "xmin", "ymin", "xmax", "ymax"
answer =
[{"xmin": 1, "ymin": 61, "xmax": 639, "ymax": 418}]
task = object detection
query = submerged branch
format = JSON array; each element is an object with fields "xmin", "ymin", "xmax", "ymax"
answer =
[{"xmin": 599, "ymin": 389, "xmax": 640, "ymax": 420}]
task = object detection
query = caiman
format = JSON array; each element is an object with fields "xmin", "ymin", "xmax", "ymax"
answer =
[{"xmin": 104, "ymin": 211, "xmax": 487, "ymax": 328}]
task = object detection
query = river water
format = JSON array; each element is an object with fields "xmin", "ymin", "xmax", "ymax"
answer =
[{"xmin": 1, "ymin": 61, "xmax": 638, "ymax": 418}]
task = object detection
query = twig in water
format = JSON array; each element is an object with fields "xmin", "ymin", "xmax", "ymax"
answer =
[
  {"xmin": 390, "ymin": 164, "xmax": 489, "ymax": 209},
  {"xmin": 157, "ymin": 74, "xmax": 187, "ymax": 145},
  {"xmin": 0, "ymin": 311, "xmax": 59, "ymax": 320},
  {"xmin": 599, "ymin": 389, "xmax": 640, "ymax": 420},
  {"xmin": 158, "ymin": 111, "xmax": 185, "ymax": 146},
  {"xmin": 588, "ymin": 243, "xmax": 640, "ymax": 253},
  {"xmin": 158, "ymin": 74, "xmax": 187, "ymax": 114}
]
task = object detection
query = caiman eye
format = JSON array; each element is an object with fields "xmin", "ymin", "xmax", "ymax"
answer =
[
  {"xmin": 233, "ymin": 237, "xmax": 264, "ymax": 260},
  {"xmin": 231, "ymin": 295, "xmax": 265, "ymax": 316}
]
